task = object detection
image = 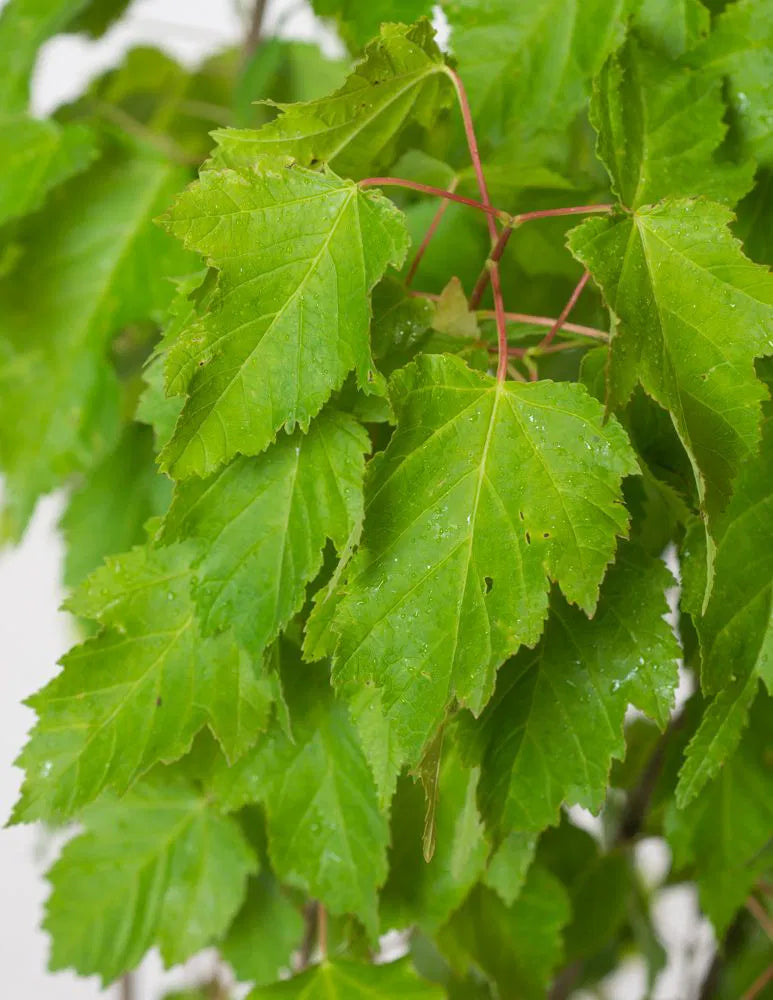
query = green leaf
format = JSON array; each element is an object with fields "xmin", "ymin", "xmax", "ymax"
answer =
[
  {"xmin": 473, "ymin": 542, "xmax": 679, "ymax": 834},
  {"xmin": 65, "ymin": 0, "xmax": 132, "ymax": 37},
  {"xmin": 12, "ymin": 541, "xmax": 274, "ymax": 823},
  {"xmin": 591, "ymin": 38, "xmax": 754, "ymax": 209},
  {"xmin": 0, "ymin": 117, "xmax": 97, "ymax": 227},
  {"xmin": 682, "ymin": 418, "xmax": 773, "ymax": 694},
  {"xmin": 161, "ymin": 407, "xmax": 368, "ymax": 656},
  {"xmin": 60, "ymin": 424, "xmax": 172, "ymax": 588},
  {"xmin": 445, "ymin": 0, "xmax": 629, "ymax": 142},
  {"xmin": 221, "ymin": 871, "xmax": 304, "ymax": 987},
  {"xmin": 437, "ymin": 868, "xmax": 570, "ymax": 1000},
  {"xmin": 310, "ymin": 1, "xmax": 434, "ymax": 50},
  {"xmin": 44, "ymin": 776, "xmax": 256, "ymax": 983},
  {"xmin": 159, "ymin": 161, "xmax": 408, "ymax": 478},
  {"xmin": 666, "ymin": 692, "xmax": 773, "ymax": 935},
  {"xmin": 633, "ymin": 0, "xmax": 710, "ymax": 56},
  {"xmin": 689, "ymin": 0, "xmax": 773, "ymax": 166},
  {"xmin": 247, "ymin": 958, "xmax": 446, "ymax": 999},
  {"xmin": 381, "ymin": 743, "xmax": 489, "ymax": 932},
  {"xmin": 210, "ymin": 21, "xmax": 452, "ymax": 180},
  {"xmin": 212, "ymin": 658, "xmax": 389, "ymax": 937},
  {"xmin": 0, "ymin": 146, "xmax": 193, "ymax": 537},
  {"xmin": 0, "ymin": 0, "xmax": 90, "ymax": 112},
  {"xmin": 329, "ymin": 353, "xmax": 637, "ymax": 769},
  {"xmin": 484, "ymin": 832, "xmax": 538, "ymax": 906},
  {"xmin": 568, "ymin": 199, "xmax": 773, "ymax": 532}
]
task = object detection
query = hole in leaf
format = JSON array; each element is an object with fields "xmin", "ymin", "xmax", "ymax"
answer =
[
  {"xmin": 543, "ymin": 532, "xmax": 550, "ymax": 538},
  {"xmin": 484, "ymin": 576, "xmax": 493, "ymax": 593},
  {"xmin": 519, "ymin": 510, "xmax": 525, "ymax": 520},
  {"xmin": 525, "ymin": 531, "xmax": 531, "ymax": 544}
]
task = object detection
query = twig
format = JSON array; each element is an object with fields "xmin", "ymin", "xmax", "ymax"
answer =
[
  {"xmin": 406, "ymin": 177, "xmax": 458, "ymax": 286},
  {"xmin": 244, "ymin": 0, "xmax": 268, "ymax": 61},
  {"xmin": 120, "ymin": 974, "xmax": 134, "ymax": 1000},
  {"xmin": 469, "ymin": 224, "xmax": 514, "ymax": 308},
  {"xmin": 359, "ymin": 177, "xmax": 506, "ymax": 221},
  {"xmin": 741, "ymin": 964, "xmax": 773, "ymax": 1000},
  {"xmin": 477, "ymin": 309, "xmax": 608, "ymax": 341},
  {"xmin": 537, "ymin": 270, "xmax": 591, "ymax": 350},
  {"xmin": 296, "ymin": 901, "xmax": 317, "ymax": 971},
  {"xmin": 515, "ymin": 204, "xmax": 614, "ymax": 224},
  {"xmin": 317, "ymin": 902, "xmax": 328, "ymax": 961},
  {"xmin": 746, "ymin": 896, "xmax": 773, "ymax": 940}
]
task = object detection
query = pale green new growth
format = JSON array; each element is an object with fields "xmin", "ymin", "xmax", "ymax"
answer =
[
  {"xmin": 160, "ymin": 161, "xmax": 408, "ymax": 478},
  {"xmin": 330, "ymin": 353, "xmax": 637, "ymax": 769}
]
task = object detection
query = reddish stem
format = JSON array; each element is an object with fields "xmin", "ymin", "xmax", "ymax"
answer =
[
  {"xmin": 476, "ymin": 308, "xmax": 608, "ymax": 341},
  {"xmin": 515, "ymin": 204, "xmax": 613, "ymax": 224},
  {"xmin": 537, "ymin": 271, "xmax": 591, "ymax": 350},
  {"xmin": 358, "ymin": 177, "xmax": 504, "ymax": 220},
  {"xmin": 469, "ymin": 225, "xmax": 514, "ymax": 308},
  {"xmin": 741, "ymin": 964, "xmax": 773, "ymax": 1000},
  {"xmin": 445, "ymin": 67, "xmax": 508, "ymax": 379},
  {"xmin": 406, "ymin": 178, "xmax": 458, "ymax": 286}
]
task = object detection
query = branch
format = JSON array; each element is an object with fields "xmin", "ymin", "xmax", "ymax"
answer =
[
  {"xmin": 469, "ymin": 224, "xmax": 514, "ymax": 309},
  {"xmin": 742, "ymin": 964, "xmax": 773, "ymax": 1000},
  {"xmin": 537, "ymin": 270, "xmax": 591, "ymax": 350},
  {"xmin": 244, "ymin": 0, "xmax": 268, "ymax": 61},
  {"xmin": 406, "ymin": 177, "xmax": 458, "ymax": 286},
  {"xmin": 359, "ymin": 177, "xmax": 507, "ymax": 221},
  {"xmin": 317, "ymin": 902, "xmax": 328, "ymax": 961}
]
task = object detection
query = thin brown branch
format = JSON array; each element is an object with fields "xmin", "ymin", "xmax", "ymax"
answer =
[
  {"xmin": 741, "ymin": 963, "xmax": 773, "ymax": 1000},
  {"xmin": 514, "ymin": 203, "xmax": 614, "ymax": 224},
  {"xmin": 477, "ymin": 309, "xmax": 608, "ymax": 341},
  {"xmin": 244, "ymin": 0, "xmax": 268, "ymax": 61},
  {"xmin": 120, "ymin": 974, "xmax": 134, "ymax": 1000},
  {"xmin": 317, "ymin": 902, "xmax": 328, "ymax": 961},
  {"xmin": 746, "ymin": 896, "xmax": 773, "ymax": 940},
  {"xmin": 359, "ymin": 177, "xmax": 506, "ymax": 221}
]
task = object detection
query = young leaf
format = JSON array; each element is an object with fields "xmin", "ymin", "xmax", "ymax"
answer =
[
  {"xmin": 445, "ymin": 0, "xmax": 629, "ymax": 141},
  {"xmin": 210, "ymin": 21, "xmax": 452, "ymax": 180},
  {"xmin": 12, "ymin": 541, "xmax": 274, "ymax": 824},
  {"xmin": 246, "ymin": 958, "xmax": 445, "ymax": 999},
  {"xmin": 0, "ymin": 146, "xmax": 193, "ymax": 537},
  {"xmin": 666, "ymin": 693, "xmax": 773, "ymax": 935},
  {"xmin": 212, "ymin": 657, "xmax": 389, "ymax": 937},
  {"xmin": 329, "ymin": 353, "xmax": 637, "ymax": 770},
  {"xmin": 592, "ymin": 38, "xmax": 754, "ymax": 210},
  {"xmin": 689, "ymin": 0, "xmax": 773, "ymax": 166},
  {"xmin": 474, "ymin": 542, "xmax": 679, "ymax": 834},
  {"xmin": 161, "ymin": 408, "xmax": 368, "ymax": 656},
  {"xmin": 44, "ymin": 776, "xmax": 256, "ymax": 984},
  {"xmin": 159, "ymin": 161, "xmax": 408, "ymax": 478},
  {"xmin": 569, "ymin": 199, "xmax": 773, "ymax": 530}
]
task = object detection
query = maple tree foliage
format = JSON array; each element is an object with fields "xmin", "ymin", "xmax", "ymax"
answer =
[{"xmin": 1, "ymin": 1, "xmax": 772, "ymax": 998}]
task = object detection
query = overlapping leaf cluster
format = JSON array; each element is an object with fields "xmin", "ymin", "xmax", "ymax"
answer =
[{"xmin": 2, "ymin": 1, "xmax": 772, "ymax": 997}]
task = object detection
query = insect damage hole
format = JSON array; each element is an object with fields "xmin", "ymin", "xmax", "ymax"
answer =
[{"xmin": 484, "ymin": 576, "xmax": 493, "ymax": 593}]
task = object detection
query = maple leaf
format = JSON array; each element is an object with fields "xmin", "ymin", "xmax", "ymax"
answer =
[
  {"xmin": 246, "ymin": 958, "xmax": 445, "ymax": 999},
  {"xmin": 211, "ymin": 21, "xmax": 452, "ymax": 180},
  {"xmin": 473, "ymin": 542, "xmax": 679, "ymax": 834},
  {"xmin": 159, "ymin": 161, "xmax": 408, "ymax": 478},
  {"xmin": 666, "ymin": 693, "xmax": 773, "ymax": 935},
  {"xmin": 592, "ymin": 37, "xmax": 754, "ymax": 210},
  {"xmin": 445, "ymin": 0, "xmax": 629, "ymax": 142},
  {"xmin": 0, "ymin": 117, "xmax": 97, "ymax": 227},
  {"xmin": 633, "ymin": 0, "xmax": 710, "ymax": 57},
  {"xmin": 0, "ymin": 146, "xmax": 194, "ymax": 538},
  {"xmin": 569, "ymin": 199, "xmax": 773, "ymax": 536},
  {"xmin": 689, "ymin": 0, "xmax": 773, "ymax": 166},
  {"xmin": 161, "ymin": 407, "xmax": 368, "ymax": 656},
  {"xmin": 328, "ymin": 353, "xmax": 638, "ymax": 769},
  {"xmin": 12, "ymin": 541, "xmax": 275, "ymax": 824},
  {"xmin": 675, "ymin": 416, "xmax": 773, "ymax": 804},
  {"xmin": 212, "ymin": 654, "xmax": 389, "ymax": 937},
  {"xmin": 437, "ymin": 867, "xmax": 570, "ymax": 1000},
  {"xmin": 44, "ymin": 776, "xmax": 256, "ymax": 984}
]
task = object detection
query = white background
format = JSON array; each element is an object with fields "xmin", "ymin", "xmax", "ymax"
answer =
[{"xmin": 0, "ymin": 2, "xmax": 715, "ymax": 997}]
